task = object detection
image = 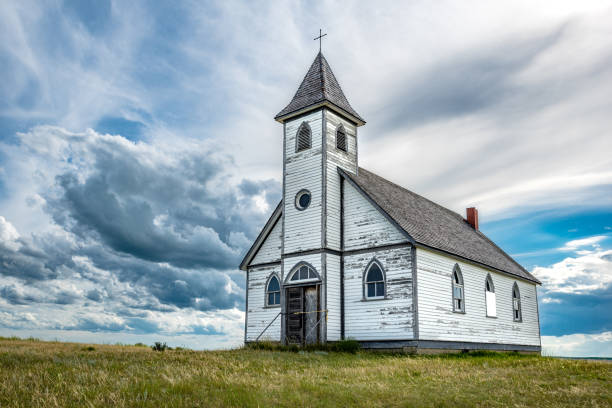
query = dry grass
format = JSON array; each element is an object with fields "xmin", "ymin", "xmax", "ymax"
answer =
[{"xmin": 0, "ymin": 337, "xmax": 610, "ymax": 407}]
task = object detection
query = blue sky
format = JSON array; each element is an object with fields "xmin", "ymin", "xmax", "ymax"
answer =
[{"xmin": 0, "ymin": 0, "xmax": 611, "ymax": 356}]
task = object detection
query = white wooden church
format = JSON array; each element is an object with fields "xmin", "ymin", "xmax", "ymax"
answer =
[{"xmin": 240, "ymin": 51, "xmax": 542, "ymax": 353}]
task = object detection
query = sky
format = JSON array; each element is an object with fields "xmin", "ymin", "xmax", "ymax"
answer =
[{"xmin": 0, "ymin": 0, "xmax": 611, "ymax": 357}]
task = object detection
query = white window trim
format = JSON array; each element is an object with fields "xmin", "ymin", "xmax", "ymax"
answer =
[
  {"xmin": 485, "ymin": 274, "xmax": 497, "ymax": 318},
  {"xmin": 285, "ymin": 262, "xmax": 321, "ymax": 285},
  {"xmin": 264, "ymin": 274, "xmax": 281, "ymax": 308},
  {"xmin": 335, "ymin": 124, "xmax": 347, "ymax": 152},
  {"xmin": 452, "ymin": 264, "xmax": 465, "ymax": 313},
  {"xmin": 512, "ymin": 283, "xmax": 523, "ymax": 322},
  {"xmin": 363, "ymin": 259, "xmax": 386, "ymax": 301},
  {"xmin": 295, "ymin": 121, "xmax": 312, "ymax": 152}
]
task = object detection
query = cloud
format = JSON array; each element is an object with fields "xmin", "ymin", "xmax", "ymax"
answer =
[
  {"xmin": 559, "ymin": 236, "xmax": 607, "ymax": 251},
  {"xmin": 8, "ymin": 126, "xmax": 278, "ymax": 272},
  {"xmin": 542, "ymin": 331, "xmax": 612, "ymax": 358},
  {"xmin": 0, "ymin": 216, "xmax": 20, "ymax": 250},
  {"xmin": 0, "ymin": 125, "xmax": 281, "ymax": 341},
  {"xmin": 534, "ymin": 236, "xmax": 612, "ymax": 336},
  {"xmin": 533, "ymin": 247, "xmax": 612, "ymax": 294}
]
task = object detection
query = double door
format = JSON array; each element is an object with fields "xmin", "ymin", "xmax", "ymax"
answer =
[{"xmin": 285, "ymin": 285, "xmax": 319, "ymax": 345}]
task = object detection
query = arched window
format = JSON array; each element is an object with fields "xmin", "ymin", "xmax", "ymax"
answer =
[
  {"xmin": 266, "ymin": 275, "xmax": 280, "ymax": 306},
  {"xmin": 364, "ymin": 260, "xmax": 385, "ymax": 299},
  {"xmin": 452, "ymin": 264, "xmax": 465, "ymax": 312},
  {"xmin": 485, "ymin": 274, "xmax": 496, "ymax": 317},
  {"xmin": 287, "ymin": 263, "xmax": 319, "ymax": 282},
  {"xmin": 336, "ymin": 124, "xmax": 347, "ymax": 152},
  {"xmin": 512, "ymin": 283, "xmax": 522, "ymax": 322},
  {"xmin": 296, "ymin": 122, "xmax": 311, "ymax": 152}
]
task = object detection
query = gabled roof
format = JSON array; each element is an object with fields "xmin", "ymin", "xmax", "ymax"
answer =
[
  {"xmin": 275, "ymin": 52, "xmax": 365, "ymax": 125},
  {"xmin": 339, "ymin": 167, "xmax": 540, "ymax": 284},
  {"xmin": 239, "ymin": 201, "xmax": 282, "ymax": 271}
]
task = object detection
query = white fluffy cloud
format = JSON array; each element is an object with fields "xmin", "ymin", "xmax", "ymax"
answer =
[
  {"xmin": 542, "ymin": 332, "xmax": 612, "ymax": 358},
  {"xmin": 534, "ymin": 237, "xmax": 612, "ymax": 294},
  {"xmin": 559, "ymin": 236, "xmax": 607, "ymax": 251}
]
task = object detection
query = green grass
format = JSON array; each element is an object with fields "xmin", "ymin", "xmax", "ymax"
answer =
[{"xmin": 0, "ymin": 338, "xmax": 610, "ymax": 407}]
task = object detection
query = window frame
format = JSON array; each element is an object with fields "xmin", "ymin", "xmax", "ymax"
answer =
[
  {"xmin": 512, "ymin": 282, "xmax": 522, "ymax": 322},
  {"xmin": 294, "ymin": 189, "xmax": 311, "ymax": 211},
  {"xmin": 265, "ymin": 274, "xmax": 281, "ymax": 308},
  {"xmin": 363, "ymin": 259, "xmax": 386, "ymax": 301},
  {"xmin": 295, "ymin": 121, "xmax": 312, "ymax": 152},
  {"xmin": 452, "ymin": 264, "xmax": 465, "ymax": 313},
  {"xmin": 485, "ymin": 273, "xmax": 496, "ymax": 318},
  {"xmin": 285, "ymin": 262, "xmax": 321, "ymax": 285},
  {"xmin": 335, "ymin": 124, "xmax": 347, "ymax": 152}
]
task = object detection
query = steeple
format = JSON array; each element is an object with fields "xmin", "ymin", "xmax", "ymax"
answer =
[{"xmin": 275, "ymin": 52, "xmax": 365, "ymax": 126}]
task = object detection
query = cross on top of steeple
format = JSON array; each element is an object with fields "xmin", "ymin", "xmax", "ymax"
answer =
[{"xmin": 314, "ymin": 29, "xmax": 327, "ymax": 53}]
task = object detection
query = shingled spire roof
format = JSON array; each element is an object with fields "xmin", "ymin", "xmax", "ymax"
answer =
[{"xmin": 275, "ymin": 52, "xmax": 365, "ymax": 125}]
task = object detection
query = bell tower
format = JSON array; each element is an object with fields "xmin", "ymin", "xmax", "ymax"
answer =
[{"xmin": 275, "ymin": 51, "xmax": 365, "ymax": 343}]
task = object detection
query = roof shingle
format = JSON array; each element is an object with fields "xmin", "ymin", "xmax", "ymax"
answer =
[
  {"xmin": 275, "ymin": 52, "xmax": 365, "ymax": 124},
  {"xmin": 340, "ymin": 167, "xmax": 540, "ymax": 284}
]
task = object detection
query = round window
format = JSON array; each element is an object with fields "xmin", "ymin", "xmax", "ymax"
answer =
[{"xmin": 295, "ymin": 190, "xmax": 311, "ymax": 211}]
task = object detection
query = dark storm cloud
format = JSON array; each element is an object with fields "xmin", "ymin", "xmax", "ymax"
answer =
[
  {"xmin": 0, "ymin": 285, "xmax": 36, "ymax": 305},
  {"xmin": 42, "ymin": 131, "xmax": 279, "ymax": 271},
  {"xmin": 85, "ymin": 289, "xmax": 103, "ymax": 302},
  {"xmin": 0, "ymin": 127, "xmax": 276, "ymax": 317},
  {"xmin": 377, "ymin": 23, "xmax": 569, "ymax": 131},
  {"xmin": 0, "ymin": 240, "xmax": 60, "ymax": 282},
  {"xmin": 79, "ymin": 244, "xmax": 245, "ymax": 311},
  {"xmin": 68, "ymin": 318, "xmax": 127, "ymax": 333}
]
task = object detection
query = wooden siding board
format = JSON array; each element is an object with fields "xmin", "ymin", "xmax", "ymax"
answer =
[
  {"xmin": 344, "ymin": 247, "xmax": 414, "ymax": 340},
  {"xmin": 246, "ymin": 265, "xmax": 282, "ymax": 342},
  {"xmin": 343, "ymin": 181, "xmax": 408, "ymax": 250},
  {"xmin": 326, "ymin": 253, "xmax": 342, "ymax": 340},
  {"xmin": 325, "ymin": 110, "xmax": 358, "ymax": 252},
  {"xmin": 251, "ymin": 218, "xmax": 282, "ymax": 265},
  {"xmin": 416, "ymin": 248, "xmax": 540, "ymax": 346},
  {"xmin": 283, "ymin": 111, "xmax": 323, "ymax": 254}
]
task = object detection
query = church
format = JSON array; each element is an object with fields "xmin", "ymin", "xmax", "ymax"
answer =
[{"xmin": 239, "ymin": 51, "xmax": 542, "ymax": 353}]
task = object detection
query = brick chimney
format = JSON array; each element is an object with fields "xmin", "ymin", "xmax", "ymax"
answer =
[{"xmin": 466, "ymin": 207, "xmax": 479, "ymax": 230}]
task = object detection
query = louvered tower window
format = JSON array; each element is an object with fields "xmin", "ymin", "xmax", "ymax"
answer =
[
  {"xmin": 336, "ymin": 124, "xmax": 347, "ymax": 152},
  {"xmin": 296, "ymin": 122, "xmax": 311, "ymax": 152}
]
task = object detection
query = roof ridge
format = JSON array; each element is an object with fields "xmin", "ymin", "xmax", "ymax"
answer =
[
  {"xmin": 358, "ymin": 167, "xmax": 464, "ymax": 221},
  {"xmin": 473, "ymin": 228, "xmax": 534, "ymax": 277},
  {"xmin": 351, "ymin": 167, "xmax": 539, "ymax": 284},
  {"xmin": 319, "ymin": 52, "xmax": 327, "ymax": 99}
]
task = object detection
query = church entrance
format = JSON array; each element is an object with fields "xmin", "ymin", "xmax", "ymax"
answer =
[{"xmin": 285, "ymin": 285, "xmax": 320, "ymax": 345}]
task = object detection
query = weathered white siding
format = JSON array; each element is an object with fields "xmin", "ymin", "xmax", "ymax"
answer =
[
  {"xmin": 251, "ymin": 219, "xmax": 282, "ymax": 265},
  {"xmin": 246, "ymin": 264, "xmax": 282, "ymax": 342},
  {"xmin": 325, "ymin": 110, "xmax": 358, "ymax": 251},
  {"xmin": 283, "ymin": 111, "xmax": 323, "ymax": 254},
  {"xmin": 326, "ymin": 253, "xmax": 341, "ymax": 340},
  {"xmin": 343, "ymin": 181, "xmax": 408, "ymax": 250},
  {"xmin": 416, "ymin": 248, "xmax": 540, "ymax": 346},
  {"xmin": 344, "ymin": 246, "xmax": 414, "ymax": 340}
]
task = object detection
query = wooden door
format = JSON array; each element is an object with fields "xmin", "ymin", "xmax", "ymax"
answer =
[
  {"xmin": 304, "ymin": 286, "xmax": 319, "ymax": 344},
  {"xmin": 286, "ymin": 287, "xmax": 303, "ymax": 344}
]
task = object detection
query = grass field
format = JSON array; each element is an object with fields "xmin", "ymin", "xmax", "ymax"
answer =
[{"xmin": 0, "ymin": 338, "xmax": 610, "ymax": 407}]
